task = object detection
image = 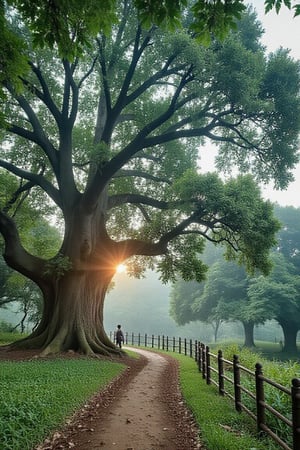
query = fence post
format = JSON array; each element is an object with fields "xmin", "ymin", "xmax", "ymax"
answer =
[
  {"xmin": 131, "ymin": 332, "xmax": 134, "ymax": 345},
  {"xmin": 195, "ymin": 340, "xmax": 198, "ymax": 362},
  {"xmin": 190, "ymin": 339, "xmax": 193, "ymax": 358},
  {"xmin": 145, "ymin": 333, "xmax": 147, "ymax": 347},
  {"xmin": 125, "ymin": 332, "xmax": 128, "ymax": 344},
  {"xmin": 138, "ymin": 333, "xmax": 141, "ymax": 346},
  {"xmin": 233, "ymin": 355, "xmax": 242, "ymax": 412},
  {"xmin": 179, "ymin": 337, "xmax": 182, "ymax": 354},
  {"xmin": 152, "ymin": 334, "xmax": 154, "ymax": 348},
  {"xmin": 291, "ymin": 378, "xmax": 300, "ymax": 450},
  {"xmin": 197, "ymin": 342, "xmax": 202, "ymax": 372},
  {"xmin": 218, "ymin": 350, "xmax": 225, "ymax": 396},
  {"xmin": 206, "ymin": 346, "xmax": 211, "ymax": 385},
  {"xmin": 201, "ymin": 343, "xmax": 206, "ymax": 379},
  {"xmin": 184, "ymin": 338, "xmax": 187, "ymax": 355},
  {"xmin": 158, "ymin": 335, "xmax": 160, "ymax": 349},
  {"xmin": 162, "ymin": 335, "xmax": 165, "ymax": 350},
  {"xmin": 166, "ymin": 336, "xmax": 169, "ymax": 352},
  {"xmin": 255, "ymin": 362, "xmax": 265, "ymax": 435},
  {"xmin": 173, "ymin": 336, "xmax": 175, "ymax": 352}
]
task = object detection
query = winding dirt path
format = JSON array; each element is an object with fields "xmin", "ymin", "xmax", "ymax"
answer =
[
  {"xmin": 74, "ymin": 347, "xmax": 202, "ymax": 450},
  {"xmin": 36, "ymin": 347, "xmax": 203, "ymax": 450}
]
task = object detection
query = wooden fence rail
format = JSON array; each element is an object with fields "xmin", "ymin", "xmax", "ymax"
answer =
[{"xmin": 110, "ymin": 332, "xmax": 300, "ymax": 450}]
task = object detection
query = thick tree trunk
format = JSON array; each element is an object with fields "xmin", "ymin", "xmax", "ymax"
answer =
[
  {"xmin": 279, "ymin": 320, "xmax": 299, "ymax": 354},
  {"xmin": 242, "ymin": 321, "xmax": 255, "ymax": 348},
  {"xmin": 11, "ymin": 270, "xmax": 119, "ymax": 355}
]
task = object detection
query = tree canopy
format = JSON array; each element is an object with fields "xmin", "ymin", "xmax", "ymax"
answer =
[{"xmin": 0, "ymin": 3, "xmax": 300, "ymax": 355}]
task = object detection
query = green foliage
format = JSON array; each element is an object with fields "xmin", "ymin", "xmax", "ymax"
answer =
[
  {"xmin": 0, "ymin": 358, "xmax": 125, "ymax": 450},
  {"xmin": 134, "ymin": 0, "xmax": 187, "ymax": 30},
  {"xmin": 7, "ymin": 0, "xmax": 117, "ymax": 59},
  {"xmin": 265, "ymin": 0, "xmax": 300, "ymax": 16},
  {"xmin": 190, "ymin": 0, "xmax": 246, "ymax": 44},
  {"xmin": 0, "ymin": 5, "xmax": 29, "ymax": 122},
  {"xmin": 0, "ymin": 322, "xmax": 15, "ymax": 333}
]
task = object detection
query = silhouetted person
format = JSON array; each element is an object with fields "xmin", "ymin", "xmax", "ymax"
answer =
[{"xmin": 116, "ymin": 324, "xmax": 124, "ymax": 348}]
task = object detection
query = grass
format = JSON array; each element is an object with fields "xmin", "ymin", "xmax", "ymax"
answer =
[
  {"xmin": 0, "ymin": 356, "xmax": 126, "ymax": 450},
  {"xmin": 172, "ymin": 352, "xmax": 281, "ymax": 450},
  {"xmin": 0, "ymin": 331, "xmax": 27, "ymax": 345},
  {"xmin": 209, "ymin": 338, "xmax": 300, "ymax": 362}
]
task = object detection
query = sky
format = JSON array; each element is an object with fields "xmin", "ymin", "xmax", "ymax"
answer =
[{"xmin": 201, "ymin": 1, "xmax": 300, "ymax": 208}]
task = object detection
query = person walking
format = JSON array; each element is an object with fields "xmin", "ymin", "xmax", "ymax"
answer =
[{"xmin": 116, "ymin": 324, "xmax": 124, "ymax": 348}]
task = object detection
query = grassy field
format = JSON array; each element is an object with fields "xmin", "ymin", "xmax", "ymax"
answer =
[{"xmin": 0, "ymin": 351, "xmax": 126, "ymax": 450}]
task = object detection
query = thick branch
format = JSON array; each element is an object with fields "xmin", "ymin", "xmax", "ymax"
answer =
[
  {"xmin": 0, "ymin": 159, "xmax": 61, "ymax": 207},
  {"xmin": 62, "ymin": 60, "xmax": 80, "ymax": 129},
  {"xmin": 6, "ymin": 91, "xmax": 59, "ymax": 175},
  {"xmin": 0, "ymin": 211, "xmax": 46, "ymax": 280},
  {"xmin": 27, "ymin": 62, "xmax": 61, "ymax": 123}
]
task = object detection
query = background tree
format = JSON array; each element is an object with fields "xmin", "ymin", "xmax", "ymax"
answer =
[
  {"xmin": 169, "ymin": 241, "xmax": 223, "ymax": 339},
  {"xmin": 194, "ymin": 259, "xmax": 275, "ymax": 347},
  {"xmin": 1, "ymin": 4, "xmax": 299, "ymax": 355},
  {"xmin": 171, "ymin": 206, "xmax": 300, "ymax": 350},
  {"xmin": 248, "ymin": 252, "xmax": 300, "ymax": 353}
]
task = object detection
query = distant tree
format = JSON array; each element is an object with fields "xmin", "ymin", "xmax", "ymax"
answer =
[
  {"xmin": 169, "ymin": 242, "xmax": 224, "ymax": 338},
  {"xmin": 1, "ymin": 4, "xmax": 298, "ymax": 356},
  {"xmin": 248, "ymin": 252, "xmax": 300, "ymax": 353},
  {"xmin": 194, "ymin": 259, "xmax": 275, "ymax": 347},
  {"xmin": 170, "ymin": 206, "xmax": 300, "ymax": 349},
  {"xmin": 170, "ymin": 279, "xmax": 203, "ymax": 326}
]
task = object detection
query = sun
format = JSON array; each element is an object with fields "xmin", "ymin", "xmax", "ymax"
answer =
[{"xmin": 116, "ymin": 263, "xmax": 126, "ymax": 273}]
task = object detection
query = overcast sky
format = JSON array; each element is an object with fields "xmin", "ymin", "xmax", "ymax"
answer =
[{"xmin": 200, "ymin": 2, "xmax": 300, "ymax": 208}]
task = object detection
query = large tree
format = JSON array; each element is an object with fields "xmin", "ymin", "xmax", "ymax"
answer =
[{"xmin": 0, "ymin": 3, "xmax": 299, "ymax": 356}]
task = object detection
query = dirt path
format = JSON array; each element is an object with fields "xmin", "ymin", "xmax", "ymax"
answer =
[{"xmin": 37, "ymin": 347, "xmax": 203, "ymax": 450}]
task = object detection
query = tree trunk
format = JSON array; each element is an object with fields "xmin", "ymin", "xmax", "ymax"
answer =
[
  {"xmin": 242, "ymin": 321, "xmax": 255, "ymax": 347},
  {"xmin": 279, "ymin": 320, "xmax": 299, "ymax": 354},
  {"xmin": 11, "ymin": 270, "xmax": 119, "ymax": 356}
]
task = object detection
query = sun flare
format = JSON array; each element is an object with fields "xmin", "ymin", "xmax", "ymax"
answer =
[{"xmin": 116, "ymin": 263, "xmax": 126, "ymax": 273}]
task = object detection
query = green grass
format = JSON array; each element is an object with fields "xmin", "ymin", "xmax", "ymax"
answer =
[
  {"xmin": 0, "ymin": 331, "xmax": 27, "ymax": 345},
  {"xmin": 0, "ymin": 357, "xmax": 126, "ymax": 450},
  {"xmin": 209, "ymin": 338, "xmax": 300, "ymax": 362},
  {"xmin": 173, "ymin": 353, "xmax": 281, "ymax": 450}
]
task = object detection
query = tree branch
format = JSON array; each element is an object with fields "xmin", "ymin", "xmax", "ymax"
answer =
[
  {"xmin": 6, "ymin": 90, "xmax": 59, "ymax": 175},
  {"xmin": 0, "ymin": 211, "xmax": 47, "ymax": 281},
  {"xmin": 0, "ymin": 159, "xmax": 62, "ymax": 207},
  {"xmin": 27, "ymin": 62, "xmax": 61, "ymax": 123}
]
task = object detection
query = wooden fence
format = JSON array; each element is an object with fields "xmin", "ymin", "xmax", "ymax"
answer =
[{"xmin": 110, "ymin": 332, "xmax": 300, "ymax": 450}]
